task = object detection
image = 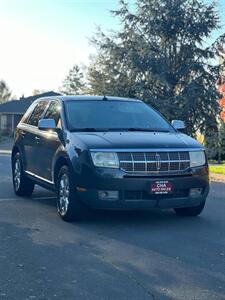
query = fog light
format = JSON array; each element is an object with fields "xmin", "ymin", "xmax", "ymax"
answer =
[
  {"xmin": 98, "ymin": 191, "xmax": 119, "ymax": 200},
  {"xmin": 189, "ymin": 188, "xmax": 203, "ymax": 198}
]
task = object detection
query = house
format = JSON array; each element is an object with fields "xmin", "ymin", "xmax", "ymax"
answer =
[{"xmin": 0, "ymin": 91, "xmax": 61, "ymax": 135}]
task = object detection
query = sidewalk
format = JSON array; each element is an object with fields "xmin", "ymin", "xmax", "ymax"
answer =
[{"xmin": 0, "ymin": 137, "xmax": 13, "ymax": 155}]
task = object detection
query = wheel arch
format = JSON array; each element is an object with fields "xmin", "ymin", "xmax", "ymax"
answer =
[
  {"xmin": 53, "ymin": 155, "xmax": 73, "ymax": 185},
  {"xmin": 11, "ymin": 146, "xmax": 20, "ymax": 164}
]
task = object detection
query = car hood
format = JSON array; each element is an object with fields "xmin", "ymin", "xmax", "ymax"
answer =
[{"xmin": 71, "ymin": 131, "xmax": 203, "ymax": 150}]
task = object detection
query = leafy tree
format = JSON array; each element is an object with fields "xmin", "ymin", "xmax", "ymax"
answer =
[
  {"xmin": 88, "ymin": 0, "xmax": 225, "ymax": 135},
  {"xmin": 0, "ymin": 80, "xmax": 11, "ymax": 103},
  {"xmin": 61, "ymin": 64, "xmax": 86, "ymax": 95}
]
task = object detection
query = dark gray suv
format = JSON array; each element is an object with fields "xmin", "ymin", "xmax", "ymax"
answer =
[{"xmin": 12, "ymin": 96, "xmax": 209, "ymax": 221}]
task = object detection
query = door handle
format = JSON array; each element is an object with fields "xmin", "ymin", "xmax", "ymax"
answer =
[
  {"xmin": 35, "ymin": 136, "xmax": 40, "ymax": 143},
  {"xmin": 21, "ymin": 131, "xmax": 26, "ymax": 138}
]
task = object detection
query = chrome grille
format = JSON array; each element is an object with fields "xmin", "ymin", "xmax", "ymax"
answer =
[{"xmin": 118, "ymin": 151, "xmax": 190, "ymax": 173}]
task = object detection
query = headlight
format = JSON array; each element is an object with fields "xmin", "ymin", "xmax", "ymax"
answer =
[
  {"xmin": 189, "ymin": 151, "xmax": 206, "ymax": 167},
  {"xmin": 91, "ymin": 152, "xmax": 119, "ymax": 168}
]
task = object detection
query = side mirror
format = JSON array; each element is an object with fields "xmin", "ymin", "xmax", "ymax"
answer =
[
  {"xmin": 38, "ymin": 119, "xmax": 56, "ymax": 130},
  {"xmin": 171, "ymin": 120, "xmax": 185, "ymax": 130}
]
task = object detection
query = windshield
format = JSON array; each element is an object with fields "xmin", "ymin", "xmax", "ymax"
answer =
[{"xmin": 64, "ymin": 100, "xmax": 173, "ymax": 132}]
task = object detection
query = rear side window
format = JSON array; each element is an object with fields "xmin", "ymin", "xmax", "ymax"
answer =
[
  {"xmin": 20, "ymin": 102, "xmax": 38, "ymax": 124},
  {"xmin": 43, "ymin": 101, "xmax": 61, "ymax": 127},
  {"xmin": 28, "ymin": 101, "xmax": 48, "ymax": 127}
]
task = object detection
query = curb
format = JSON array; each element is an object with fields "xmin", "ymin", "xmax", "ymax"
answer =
[{"xmin": 0, "ymin": 150, "xmax": 11, "ymax": 155}]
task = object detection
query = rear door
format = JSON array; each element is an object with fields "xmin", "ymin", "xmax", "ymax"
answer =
[{"xmin": 17, "ymin": 102, "xmax": 38, "ymax": 170}]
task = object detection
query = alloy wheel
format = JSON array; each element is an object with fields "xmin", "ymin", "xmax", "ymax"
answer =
[
  {"xmin": 58, "ymin": 173, "xmax": 70, "ymax": 216},
  {"xmin": 14, "ymin": 158, "xmax": 21, "ymax": 191}
]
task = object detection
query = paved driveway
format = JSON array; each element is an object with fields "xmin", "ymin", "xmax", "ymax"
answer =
[{"xmin": 0, "ymin": 154, "xmax": 224, "ymax": 300}]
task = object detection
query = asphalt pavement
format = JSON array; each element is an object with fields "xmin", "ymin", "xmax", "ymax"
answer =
[{"xmin": 0, "ymin": 153, "xmax": 224, "ymax": 300}]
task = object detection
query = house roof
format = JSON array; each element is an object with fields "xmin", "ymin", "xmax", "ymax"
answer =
[{"xmin": 0, "ymin": 91, "xmax": 61, "ymax": 114}]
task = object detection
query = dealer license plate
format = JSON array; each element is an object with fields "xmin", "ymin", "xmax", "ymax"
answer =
[{"xmin": 150, "ymin": 180, "xmax": 173, "ymax": 194}]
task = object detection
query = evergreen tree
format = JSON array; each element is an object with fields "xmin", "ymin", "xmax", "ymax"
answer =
[
  {"xmin": 88, "ymin": 0, "xmax": 225, "ymax": 135},
  {"xmin": 61, "ymin": 64, "xmax": 85, "ymax": 95},
  {"xmin": 0, "ymin": 80, "xmax": 11, "ymax": 103}
]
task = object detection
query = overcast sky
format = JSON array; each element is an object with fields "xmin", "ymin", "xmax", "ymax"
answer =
[{"xmin": 0, "ymin": 0, "xmax": 224, "ymax": 98}]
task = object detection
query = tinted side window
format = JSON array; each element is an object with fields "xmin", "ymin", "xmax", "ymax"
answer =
[
  {"xmin": 21, "ymin": 103, "xmax": 38, "ymax": 124},
  {"xmin": 43, "ymin": 101, "xmax": 61, "ymax": 127},
  {"xmin": 28, "ymin": 101, "xmax": 48, "ymax": 127}
]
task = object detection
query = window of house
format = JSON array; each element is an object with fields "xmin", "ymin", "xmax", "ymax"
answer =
[{"xmin": 0, "ymin": 115, "xmax": 7, "ymax": 130}]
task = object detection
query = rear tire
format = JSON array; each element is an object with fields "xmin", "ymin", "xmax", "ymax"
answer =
[
  {"xmin": 174, "ymin": 200, "xmax": 206, "ymax": 217},
  {"xmin": 56, "ymin": 165, "xmax": 88, "ymax": 222},
  {"xmin": 12, "ymin": 152, "xmax": 35, "ymax": 197}
]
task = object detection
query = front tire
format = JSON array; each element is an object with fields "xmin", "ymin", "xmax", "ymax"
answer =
[
  {"xmin": 12, "ymin": 153, "xmax": 34, "ymax": 197},
  {"xmin": 56, "ymin": 165, "xmax": 87, "ymax": 222},
  {"xmin": 174, "ymin": 200, "xmax": 206, "ymax": 217}
]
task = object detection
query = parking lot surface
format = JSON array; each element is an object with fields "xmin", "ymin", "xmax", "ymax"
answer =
[{"xmin": 0, "ymin": 154, "xmax": 224, "ymax": 300}]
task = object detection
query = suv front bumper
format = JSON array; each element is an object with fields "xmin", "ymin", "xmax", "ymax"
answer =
[{"xmin": 76, "ymin": 166, "xmax": 209, "ymax": 210}]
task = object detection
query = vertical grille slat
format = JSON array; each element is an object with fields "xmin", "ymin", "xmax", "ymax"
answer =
[
  {"xmin": 167, "ymin": 152, "xmax": 171, "ymax": 172},
  {"xmin": 178, "ymin": 152, "xmax": 181, "ymax": 171},
  {"xmin": 144, "ymin": 152, "xmax": 147, "ymax": 173},
  {"xmin": 130, "ymin": 152, "xmax": 134, "ymax": 173},
  {"xmin": 118, "ymin": 151, "xmax": 190, "ymax": 174}
]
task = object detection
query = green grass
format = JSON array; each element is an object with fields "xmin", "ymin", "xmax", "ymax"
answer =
[{"xmin": 209, "ymin": 164, "xmax": 225, "ymax": 175}]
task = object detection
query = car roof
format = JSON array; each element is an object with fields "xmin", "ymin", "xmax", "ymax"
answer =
[{"xmin": 35, "ymin": 95, "xmax": 142, "ymax": 103}]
